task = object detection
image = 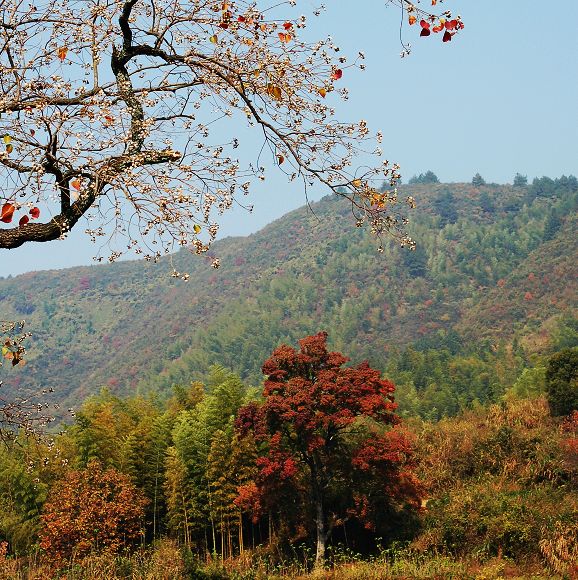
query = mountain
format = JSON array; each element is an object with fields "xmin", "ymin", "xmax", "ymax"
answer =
[{"xmin": 1, "ymin": 177, "xmax": 577, "ymax": 410}]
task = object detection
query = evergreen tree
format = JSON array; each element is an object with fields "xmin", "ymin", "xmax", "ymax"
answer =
[
  {"xmin": 0, "ymin": 447, "xmax": 47, "ymax": 554},
  {"xmin": 551, "ymin": 316, "xmax": 578, "ymax": 350},
  {"xmin": 170, "ymin": 369, "xmax": 249, "ymax": 552},
  {"xmin": 402, "ymin": 244, "xmax": 428, "ymax": 278},
  {"xmin": 123, "ymin": 412, "xmax": 174, "ymax": 540},
  {"xmin": 408, "ymin": 170, "xmax": 439, "ymax": 184},
  {"xmin": 545, "ymin": 349, "xmax": 578, "ymax": 416},
  {"xmin": 433, "ymin": 189, "xmax": 458, "ymax": 226},
  {"xmin": 509, "ymin": 366, "xmax": 546, "ymax": 399},
  {"xmin": 529, "ymin": 176, "xmax": 556, "ymax": 198},
  {"xmin": 472, "ymin": 173, "xmax": 486, "ymax": 187},
  {"xmin": 479, "ymin": 190, "xmax": 495, "ymax": 214},
  {"xmin": 543, "ymin": 210, "xmax": 562, "ymax": 241},
  {"xmin": 171, "ymin": 409, "xmax": 212, "ymax": 548},
  {"xmin": 513, "ymin": 173, "xmax": 528, "ymax": 187}
]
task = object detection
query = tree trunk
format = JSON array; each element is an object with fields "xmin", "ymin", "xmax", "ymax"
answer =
[
  {"xmin": 310, "ymin": 459, "xmax": 328, "ymax": 570},
  {"xmin": 314, "ymin": 493, "xmax": 327, "ymax": 569},
  {"xmin": 238, "ymin": 511, "xmax": 244, "ymax": 554}
]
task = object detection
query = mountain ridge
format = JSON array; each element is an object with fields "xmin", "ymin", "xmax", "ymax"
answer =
[{"xmin": 1, "ymin": 179, "xmax": 576, "ymax": 407}]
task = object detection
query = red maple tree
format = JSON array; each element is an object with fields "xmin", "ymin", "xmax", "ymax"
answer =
[{"xmin": 236, "ymin": 332, "xmax": 421, "ymax": 567}]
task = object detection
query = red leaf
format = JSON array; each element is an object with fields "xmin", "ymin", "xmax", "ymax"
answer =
[
  {"xmin": 1, "ymin": 203, "xmax": 14, "ymax": 223},
  {"xmin": 443, "ymin": 30, "xmax": 452, "ymax": 42},
  {"xmin": 29, "ymin": 207, "xmax": 40, "ymax": 219},
  {"xmin": 446, "ymin": 20, "xmax": 457, "ymax": 30},
  {"xmin": 432, "ymin": 24, "xmax": 444, "ymax": 33},
  {"xmin": 331, "ymin": 69, "xmax": 343, "ymax": 81},
  {"xmin": 283, "ymin": 22, "xmax": 293, "ymax": 30},
  {"xmin": 420, "ymin": 28, "xmax": 431, "ymax": 37},
  {"xmin": 419, "ymin": 19, "xmax": 430, "ymax": 29},
  {"xmin": 19, "ymin": 215, "xmax": 29, "ymax": 227}
]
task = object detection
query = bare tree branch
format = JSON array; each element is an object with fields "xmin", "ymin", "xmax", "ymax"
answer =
[{"xmin": 0, "ymin": 0, "xmax": 461, "ymax": 263}]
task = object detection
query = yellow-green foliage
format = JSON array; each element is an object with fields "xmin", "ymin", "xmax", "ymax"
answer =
[
  {"xmin": 412, "ymin": 397, "xmax": 577, "ymax": 573},
  {"xmin": 1, "ymin": 390, "xmax": 575, "ymax": 578}
]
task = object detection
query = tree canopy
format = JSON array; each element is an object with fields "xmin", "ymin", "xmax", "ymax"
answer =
[
  {"xmin": 408, "ymin": 170, "xmax": 439, "ymax": 185},
  {"xmin": 39, "ymin": 460, "xmax": 147, "ymax": 563},
  {"xmin": 546, "ymin": 348, "xmax": 578, "ymax": 416},
  {"xmin": 236, "ymin": 332, "xmax": 420, "ymax": 567},
  {"xmin": 0, "ymin": 0, "xmax": 464, "ymax": 266}
]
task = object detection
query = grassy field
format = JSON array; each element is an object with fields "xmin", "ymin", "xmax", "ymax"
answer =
[{"xmin": 1, "ymin": 541, "xmax": 569, "ymax": 580}]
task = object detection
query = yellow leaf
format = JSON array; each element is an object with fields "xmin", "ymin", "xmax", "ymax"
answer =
[
  {"xmin": 3, "ymin": 135, "xmax": 11, "ymax": 144},
  {"xmin": 318, "ymin": 88, "xmax": 327, "ymax": 98},
  {"xmin": 352, "ymin": 179, "xmax": 362, "ymax": 188},
  {"xmin": 57, "ymin": 47, "xmax": 68, "ymax": 62},
  {"xmin": 371, "ymin": 193, "xmax": 386, "ymax": 208},
  {"xmin": 209, "ymin": 34, "xmax": 218, "ymax": 44},
  {"xmin": 267, "ymin": 84, "xmax": 282, "ymax": 100},
  {"xmin": 193, "ymin": 224, "xmax": 201, "ymax": 234}
]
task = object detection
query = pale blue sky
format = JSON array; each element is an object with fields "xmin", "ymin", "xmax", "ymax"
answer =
[{"xmin": 1, "ymin": 0, "xmax": 577, "ymax": 277}]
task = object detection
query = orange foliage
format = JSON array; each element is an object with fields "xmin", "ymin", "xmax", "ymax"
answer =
[{"xmin": 39, "ymin": 460, "xmax": 147, "ymax": 563}]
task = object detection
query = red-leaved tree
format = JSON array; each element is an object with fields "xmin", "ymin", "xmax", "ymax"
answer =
[{"xmin": 235, "ymin": 332, "xmax": 420, "ymax": 568}]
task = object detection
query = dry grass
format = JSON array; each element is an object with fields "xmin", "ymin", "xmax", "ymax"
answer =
[{"xmin": 1, "ymin": 549, "xmax": 563, "ymax": 580}]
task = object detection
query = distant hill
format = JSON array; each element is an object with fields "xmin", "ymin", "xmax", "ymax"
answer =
[{"xmin": 1, "ymin": 177, "xmax": 577, "ymax": 408}]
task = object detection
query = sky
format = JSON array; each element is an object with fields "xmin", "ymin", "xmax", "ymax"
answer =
[{"xmin": 1, "ymin": 0, "xmax": 577, "ymax": 277}]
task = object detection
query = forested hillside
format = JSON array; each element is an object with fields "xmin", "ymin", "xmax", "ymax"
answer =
[
  {"xmin": 1, "ymin": 354, "xmax": 576, "ymax": 578},
  {"xmin": 1, "ymin": 177, "xmax": 577, "ymax": 579},
  {"xmin": 1, "ymin": 177, "xmax": 577, "ymax": 416}
]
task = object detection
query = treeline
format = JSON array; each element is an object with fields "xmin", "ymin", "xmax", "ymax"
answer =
[
  {"xmin": 135, "ymin": 176, "xmax": 578, "ymax": 395},
  {"xmin": 0, "ymin": 337, "xmax": 576, "ymax": 578},
  {"xmin": 386, "ymin": 315, "xmax": 578, "ymax": 420},
  {"xmin": 2, "ymin": 335, "xmax": 422, "ymax": 568},
  {"xmin": 1, "ymin": 177, "xmax": 576, "ymax": 406}
]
